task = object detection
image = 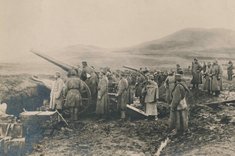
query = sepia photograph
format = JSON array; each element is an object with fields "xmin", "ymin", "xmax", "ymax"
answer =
[{"xmin": 0, "ymin": 0, "xmax": 235, "ymax": 155}]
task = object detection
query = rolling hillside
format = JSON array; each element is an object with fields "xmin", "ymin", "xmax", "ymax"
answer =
[{"xmin": 116, "ymin": 28, "xmax": 235, "ymax": 60}]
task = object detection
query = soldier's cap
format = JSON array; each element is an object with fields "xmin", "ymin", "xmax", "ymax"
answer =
[
  {"xmin": 106, "ymin": 72, "xmax": 111, "ymax": 76},
  {"xmin": 194, "ymin": 58, "xmax": 198, "ymax": 61},
  {"xmin": 100, "ymin": 69, "xmax": 106, "ymax": 75},
  {"xmin": 82, "ymin": 61, "xmax": 87, "ymax": 65},
  {"xmin": 148, "ymin": 75, "xmax": 154, "ymax": 80},
  {"xmin": 175, "ymin": 74, "xmax": 182, "ymax": 81},
  {"xmin": 69, "ymin": 69, "xmax": 77, "ymax": 76}
]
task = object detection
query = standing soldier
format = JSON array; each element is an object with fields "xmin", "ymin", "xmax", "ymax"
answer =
[
  {"xmin": 49, "ymin": 72, "xmax": 65, "ymax": 112},
  {"xmin": 191, "ymin": 58, "xmax": 202, "ymax": 89},
  {"xmin": 217, "ymin": 61, "xmax": 223, "ymax": 91},
  {"xmin": 96, "ymin": 70, "xmax": 109, "ymax": 119},
  {"xmin": 169, "ymin": 74, "xmax": 190, "ymax": 134},
  {"xmin": 203, "ymin": 62, "xmax": 212, "ymax": 94},
  {"xmin": 227, "ymin": 60, "xmax": 233, "ymax": 81},
  {"xmin": 210, "ymin": 60, "xmax": 222, "ymax": 96},
  {"xmin": 176, "ymin": 64, "xmax": 183, "ymax": 75},
  {"xmin": 127, "ymin": 74, "xmax": 135, "ymax": 104},
  {"xmin": 64, "ymin": 69, "xmax": 83, "ymax": 121},
  {"xmin": 135, "ymin": 75, "xmax": 145, "ymax": 103},
  {"xmin": 143, "ymin": 74, "xmax": 159, "ymax": 120},
  {"xmin": 81, "ymin": 61, "xmax": 99, "ymax": 111},
  {"xmin": 116, "ymin": 72, "xmax": 128, "ymax": 120},
  {"xmin": 164, "ymin": 71, "xmax": 175, "ymax": 104}
]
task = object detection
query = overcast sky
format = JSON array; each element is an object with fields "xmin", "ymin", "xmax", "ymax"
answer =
[{"xmin": 1, "ymin": 0, "xmax": 235, "ymax": 62}]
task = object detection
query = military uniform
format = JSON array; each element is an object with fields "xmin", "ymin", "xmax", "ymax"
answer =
[
  {"xmin": 164, "ymin": 74, "xmax": 175, "ymax": 104},
  {"xmin": 144, "ymin": 80, "xmax": 159, "ymax": 116},
  {"xmin": 117, "ymin": 77, "xmax": 128, "ymax": 119},
  {"xmin": 227, "ymin": 61, "xmax": 233, "ymax": 81},
  {"xmin": 210, "ymin": 62, "xmax": 222, "ymax": 95},
  {"xmin": 203, "ymin": 63, "xmax": 212, "ymax": 93},
  {"xmin": 169, "ymin": 75, "xmax": 189, "ymax": 134},
  {"xmin": 191, "ymin": 60, "xmax": 202, "ymax": 88},
  {"xmin": 96, "ymin": 75, "xmax": 109, "ymax": 116},
  {"xmin": 50, "ymin": 77, "xmax": 64, "ymax": 110},
  {"xmin": 81, "ymin": 64, "xmax": 99, "ymax": 111},
  {"xmin": 64, "ymin": 74, "xmax": 83, "ymax": 121}
]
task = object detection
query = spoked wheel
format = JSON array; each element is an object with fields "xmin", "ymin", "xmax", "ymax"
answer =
[{"xmin": 77, "ymin": 81, "xmax": 92, "ymax": 115}]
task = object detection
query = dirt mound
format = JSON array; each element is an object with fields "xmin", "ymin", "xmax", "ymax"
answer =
[{"xmin": 0, "ymin": 75, "xmax": 50, "ymax": 116}]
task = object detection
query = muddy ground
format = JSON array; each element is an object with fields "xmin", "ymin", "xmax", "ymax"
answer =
[{"xmin": 1, "ymin": 74, "xmax": 235, "ymax": 156}]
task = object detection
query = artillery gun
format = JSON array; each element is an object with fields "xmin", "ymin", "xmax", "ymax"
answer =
[{"xmin": 31, "ymin": 50, "xmax": 92, "ymax": 115}]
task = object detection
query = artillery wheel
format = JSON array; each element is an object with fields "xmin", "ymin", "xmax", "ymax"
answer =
[{"xmin": 78, "ymin": 81, "xmax": 92, "ymax": 115}]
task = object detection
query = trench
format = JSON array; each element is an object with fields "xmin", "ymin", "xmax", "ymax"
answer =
[
  {"xmin": 4, "ymin": 85, "xmax": 50, "ymax": 117},
  {"xmin": 1, "ymin": 84, "xmax": 50, "ymax": 155}
]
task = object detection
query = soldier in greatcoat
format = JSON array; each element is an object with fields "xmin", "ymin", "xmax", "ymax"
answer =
[
  {"xmin": 96, "ymin": 70, "xmax": 109, "ymax": 118},
  {"xmin": 115, "ymin": 72, "xmax": 128, "ymax": 119},
  {"xmin": 227, "ymin": 60, "xmax": 233, "ymax": 81},
  {"xmin": 164, "ymin": 71, "xmax": 175, "ymax": 104},
  {"xmin": 191, "ymin": 58, "xmax": 202, "ymax": 89},
  {"xmin": 135, "ymin": 75, "xmax": 145, "ymax": 103},
  {"xmin": 63, "ymin": 69, "xmax": 83, "ymax": 121},
  {"xmin": 126, "ymin": 74, "xmax": 135, "ymax": 104},
  {"xmin": 143, "ymin": 75, "xmax": 159, "ymax": 120},
  {"xmin": 81, "ymin": 61, "xmax": 99, "ymax": 111},
  {"xmin": 203, "ymin": 62, "xmax": 212, "ymax": 94},
  {"xmin": 176, "ymin": 64, "xmax": 183, "ymax": 75},
  {"xmin": 210, "ymin": 60, "xmax": 223, "ymax": 96},
  {"xmin": 49, "ymin": 72, "xmax": 64, "ymax": 112},
  {"xmin": 169, "ymin": 74, "xmax": 190, "ymax": 134}
]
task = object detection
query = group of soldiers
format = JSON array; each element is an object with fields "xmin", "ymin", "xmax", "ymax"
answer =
[
  {"xmin": 48, "ymin": 59, "xmax": 234, "ymax": 135},
  {"xmin": 191, "ymin": 58, "xmax": 234, "ymax": 96}
]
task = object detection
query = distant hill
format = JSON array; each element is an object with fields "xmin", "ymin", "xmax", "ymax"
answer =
[
  {"xmin": 116, "ymin": 28, "xmax": 235, "ymax": 59},
  {"xmin": 30, "ymin": 28, "xmax": 235, "ymax": 72}
]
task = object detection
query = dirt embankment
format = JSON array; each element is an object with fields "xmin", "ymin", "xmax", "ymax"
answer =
[{"xmin": 0, "ymin": 75, "xmax": 50, "ymax": 116}]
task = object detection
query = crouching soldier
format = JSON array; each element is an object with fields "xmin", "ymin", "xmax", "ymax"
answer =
[
  {"xmin": 169, "ymin": 74, "xmax": 190, "ymax": 134},
  {"xmin": 143, "ymin": 74, "xmax": 159, "ymax": 120},
  {"xmin": 116, "ymin": 72, "xmax": 128, "ymax": 120},
  {"xmin": 63, "ymin": 69, "xmax": 83, "ymax": 121}
]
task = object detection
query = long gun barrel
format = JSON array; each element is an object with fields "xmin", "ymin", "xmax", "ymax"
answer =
[
  {"xmin": 31, "ymin": 50, "xmax": 75, "ymax": 72},
  {"xmin": 123, "ymin": 66, "xmax": 148, "ymax": 80}
]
